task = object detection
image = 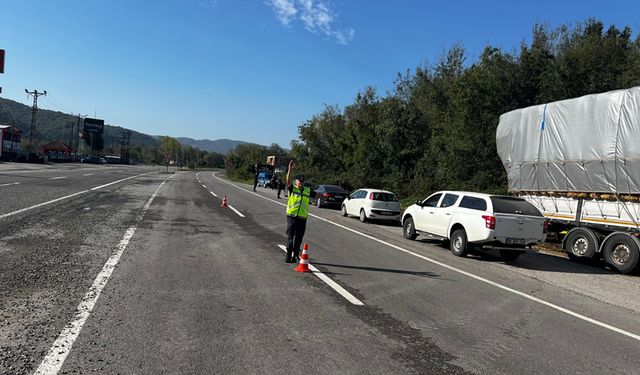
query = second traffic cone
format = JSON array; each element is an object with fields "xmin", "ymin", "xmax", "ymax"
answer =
[
  {"xmin": 220, "ymin": 195, "xmax": 228, "ymax": 208},
  {"xmin": 295, "ymin": 243, "xmax": 311, "ymax": 273}
]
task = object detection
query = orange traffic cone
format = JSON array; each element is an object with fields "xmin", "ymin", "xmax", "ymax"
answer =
[
  {"xmin": 295, "ymin": 243, "xmax": 311, "ymax": 273},
  {"xmin": 220, "ymin": 195, "xmax": 228, "ymax": 208}
]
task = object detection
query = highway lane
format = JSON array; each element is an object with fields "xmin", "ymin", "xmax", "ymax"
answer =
[
  {"xmin": 0, "ymin": 170, "xmax": 173, "ymax": 374},
  {"xmin": 201, "ymin": 172, "xmax": 640, "ymax": 374},
  {"xmin": 0, "ymin": 164, "xmax": 164, "ymax": 216}
]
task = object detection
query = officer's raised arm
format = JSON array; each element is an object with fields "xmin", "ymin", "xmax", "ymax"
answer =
[{"xmin": 286, "ymin": 160, "xmax": 295, "ymax": 187}]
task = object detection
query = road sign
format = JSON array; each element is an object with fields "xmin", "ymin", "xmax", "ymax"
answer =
[
  {"xmin": 0, "ymin": 49, "xmax": 4, "ymax": 74},
  {"xmin": 83, "ymin": 118, "xmax": 104, "ymax": 134}
]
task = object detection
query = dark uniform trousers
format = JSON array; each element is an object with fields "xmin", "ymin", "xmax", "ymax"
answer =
[{"xmin": 286, "ymin": 215, "xmax": 307, "ymax": 260}]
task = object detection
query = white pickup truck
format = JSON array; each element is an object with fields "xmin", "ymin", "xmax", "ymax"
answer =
[{"xmin": 402, "ymin": 191, "xmax": 547, "ymax": 260}]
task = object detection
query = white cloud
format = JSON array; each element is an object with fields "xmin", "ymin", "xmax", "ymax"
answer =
[
  {"xmin": 266, "ymin": 0, "xmax": 354, "ymax": 44},
  {"xmin": 267, "ymin": 0, "xmax": 298, "ymax": 26}
]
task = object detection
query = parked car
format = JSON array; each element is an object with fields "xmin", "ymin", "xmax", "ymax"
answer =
[
  {"xmin": 257, "ymin": 171, "xmax": 273, "ymax": 187},
  {"xmin": 312, "ymin": 185, "xmax": 349, "ymax": 208},
  {"xmin": 402, "ymin": 191, "xmax": 546, "ymax": 260},
  {"xmin": 341, "ymin": 188, "xmax": 401, "ymax": 223}
]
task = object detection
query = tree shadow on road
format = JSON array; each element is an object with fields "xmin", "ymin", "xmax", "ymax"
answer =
[{"xmin": 312, "ymin": 262, "xmax": 442, "ymax": 278}]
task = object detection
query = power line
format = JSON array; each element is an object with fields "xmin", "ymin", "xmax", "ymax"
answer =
[{"xmin": 25, "ymin": 89, "xmax": 47, "ymax": 151}]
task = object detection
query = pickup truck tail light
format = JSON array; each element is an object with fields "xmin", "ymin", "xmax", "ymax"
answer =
[
  {"xmin": 482, "ymin": 215, "xmax": 496, "ymax": 230},
  {"xmin": 543, "ymin": 220, "xmax": 549, "ymax": 233}
]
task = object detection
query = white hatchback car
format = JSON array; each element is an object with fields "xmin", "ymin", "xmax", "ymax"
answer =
[{"xmin": 341, "ymin": 188, "xmax": 401, "ymax": 223}]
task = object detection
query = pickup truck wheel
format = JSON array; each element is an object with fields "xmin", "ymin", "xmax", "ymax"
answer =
[
  {"xmin": 564, "ymin": 228, "xmax": 598, "ymax": 260},
  {"xmin": 499, "ymin": 250, "xmax": 524, "ymax": 261},
  {"xmin": 602, "ymin": 233, "xmax": 640, "ymax": 274},
  {"xmin": 359, "ymin": 209, "xmax": 368, "ymax": 223},
  {"xmin": 450, "ymin": 229, "xmax": 469, "ymax": 257},
  {"xmin": 403, "ymin": 218, "xmax": 417, "ymax": 240},
  {"xmin": 341, "ymin": 205, "xmax": 348, "ymax": 217}
]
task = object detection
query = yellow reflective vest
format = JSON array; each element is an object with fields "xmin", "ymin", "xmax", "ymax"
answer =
[{"xmin": 287, "ymin": 185, "xmax": 311, "ymax": 219}]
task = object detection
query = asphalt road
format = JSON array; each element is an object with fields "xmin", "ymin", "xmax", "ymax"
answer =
[{"xmin": 1, "ymin": 163, "xmax": 639, "ymax": 374}]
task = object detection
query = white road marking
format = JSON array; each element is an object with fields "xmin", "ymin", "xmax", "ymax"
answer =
[
  {"xmin": 0, "ymin": 182, "xmax": 20, "ymax": 187},
  {"xmin": 34, "ymin": 180, "xmax": 167, "ymax": 375},
  {"xmin": 90, "ymin": 172, "xmax": 155, "ymax": 191},
  {"xmin": 214, "ymin": 173, "xmax": 640, "ymax": 343},
  {"xmin": 277, "ymin": 244, "xmax": 364, "ymax": 305},
  {"xmin": 0, "ymin": 171, "xmax": 156, "ymax": 220},
  {"xmin": 202, "ymin": 184, "xmax": 207, "ymax": 188},
  {"xmin": 210, "ymin": 191, "xmax": 218, "ymax": 197},
  {"xmin": 83, "ymin": 173, "xmax": 94, "ymax": 176},
  {"xmin": 227, "ymin": 204, "xmax": 245, "ymax": 218},
  {"xmin": 49, "ymin": 176, "xmax": 68, "ymax": 180}
]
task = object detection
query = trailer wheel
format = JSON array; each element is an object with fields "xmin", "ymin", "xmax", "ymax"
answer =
[
  {"xmin": 602, "ymin": 233, "xmax": 640, "ymax": 274},
  {"xmin": 564, "ymin": 228, "xmax": 598, "ymax": 260}
]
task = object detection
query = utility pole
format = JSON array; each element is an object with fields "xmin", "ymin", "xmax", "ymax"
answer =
[
  {"xmin": 25, "ymin": 89, "xmax": 47, "ymax": 152},
  {"xmin": 76, "ymin": 114, "xmax": 82, "ymax": 160}
]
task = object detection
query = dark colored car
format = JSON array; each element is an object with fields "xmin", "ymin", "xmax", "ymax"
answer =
[
  {"xmin": 80, "ymin": 157, "xmax": 105, "ymax": 164},
  {"xmin": 313, "ymin": 184, "xmax": 349, "ymax": 208}
]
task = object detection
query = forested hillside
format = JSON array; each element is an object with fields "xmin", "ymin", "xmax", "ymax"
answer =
[{"xmin": 288, "ymin": 19, "xmax": 640, "ymax": 199}]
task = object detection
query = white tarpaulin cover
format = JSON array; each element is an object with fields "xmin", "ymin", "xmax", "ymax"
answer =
[{"xmin": 496, "ymin": 86, "xmax": 640, "ymax": 194}]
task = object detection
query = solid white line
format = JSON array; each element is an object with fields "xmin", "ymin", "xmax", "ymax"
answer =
[
  {"xmin": 214, "ymin": 173, "xmax": 640, "ymax": 342},
  {"xmin": 49, "ymin": 176, "xmax": 68, "ymax": 180},
  {"xmin": 0, "ymin": 171, "xmax": 155, "ymax": 220},
  {"xmin": 34, "ymin": 180, "xmax": 167, "ymax": 375},
  {"xmin": 0, "ymin": 182, "xmax": 20, "ymax": 187},
  {"xmin": 90, "ymin": 172, "xmax": 155, "ymax": 191},
  {"xmin": 83, "ymin": 173, "xmax": 94, "ymax": 176},
  {"xmin": 277, "ymin": 244, "xmax": 364, "ymax": 306},
  {"xmin": 227, "ymin": 204, "xmax": 245, "ymax": 218},
  {"xmin": 209, "ymin": 191, "xmax": 218, "ymax": 197}
]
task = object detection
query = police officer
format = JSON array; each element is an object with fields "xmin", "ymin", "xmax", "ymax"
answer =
[{"xmin": 284, "ymin": 160, "xmax": 315, "ymax": 263}]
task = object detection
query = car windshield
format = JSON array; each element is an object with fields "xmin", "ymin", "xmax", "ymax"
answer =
[
  {"xmin": 372, "ymin": 192, "xmax": 398, "ymax": 202},
  {"xmin": 490, "ymin": 196, "xmax": 542, "ymax": 216}
]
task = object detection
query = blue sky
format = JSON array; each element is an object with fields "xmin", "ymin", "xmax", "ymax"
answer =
[{"xmin": 1, "ymin": 0, "xmax": 638, "ymax": 148}]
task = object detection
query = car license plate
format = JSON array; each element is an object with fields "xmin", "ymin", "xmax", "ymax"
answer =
[
  {"xmin": 506, "ymin": 238, "xmax": 525, "ymax": 245},
  {"xmin": 380, "ymin": 211, "xmax": 393, "ymax": 216}
]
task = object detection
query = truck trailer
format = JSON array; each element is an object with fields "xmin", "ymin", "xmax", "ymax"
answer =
[{"xmin": 496, "ymin": 86, "xmax": 640, "ymax": 273}]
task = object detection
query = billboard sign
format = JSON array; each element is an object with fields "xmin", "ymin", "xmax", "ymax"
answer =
[{"xmin": 83, "ymin": 118, "xmax": 104, "ymax": 134}]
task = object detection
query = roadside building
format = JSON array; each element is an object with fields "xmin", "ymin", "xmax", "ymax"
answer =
[
  {"xmin": 0, "ymin": 125, "xmax": 22, "ymax": 161},
  {"xmin": 40, "ymin": 140, "xmax": 74, "ymax": 162}
]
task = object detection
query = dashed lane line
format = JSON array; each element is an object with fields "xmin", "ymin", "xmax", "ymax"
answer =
[
  {"xmin": 277, "ymin": 244, "xmax": 364, "ymax": 305},
  {"xmin": 34, "ymin": 180, "xmax": 167, "ymax": 375},
  {"xmin": 0, "ymin": 182, "xmax": 20, "ymax": 187},
  {"xmin": 210, "ymin": 191, "xmax": 218, "ymax": 197},
  {"xmin": 0, "ymin": 171, "xmax": 156, "ymax": 220},
  {"xmin": 213, "ymin": 172, "xmax": 640, "ymax": 343},
  {"xmin": 83, "ymin": 173, "xmax": 94, "ymax": 176},
  {"xmin": 227, "ymin": 204, "xmax": 245, "ymax": 218},
  {"xmin": 49, "ymin": 176, "xmax": 68, "ymax": 180}
]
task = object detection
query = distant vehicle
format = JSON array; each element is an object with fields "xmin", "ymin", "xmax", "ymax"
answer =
[
  {"xmin": 402, "ymin": 191, "xmax": 546, "ymax": 260},
  {"xmin": 80, "ymin": 157, "xmax": 105, "ymax": 164},
  {"xmin": 341, "ymin": 188, "xmax": 401, "ymax": 223},
  {"xmin": 312, "ymin": 185, "xmax": 349, "ymax": 208},
  {"xmin": 257, "ymin": 171, "xmax": 273, "ymax": 187}
]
